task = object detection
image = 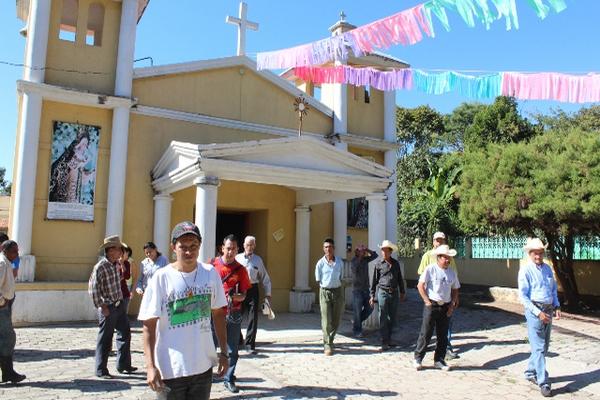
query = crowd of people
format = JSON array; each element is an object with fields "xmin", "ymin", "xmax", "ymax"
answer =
[{"xmin": 0, "ymin": 225, "xmax": 562, "ymax": 399}]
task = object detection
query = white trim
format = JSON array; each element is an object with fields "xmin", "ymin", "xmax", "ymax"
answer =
[
  {"xmin": 17, "ymin": 80, "xmax": 135, "ymax": 109},
  {"xmin": 133, "ymin": 56, "xmax": 334, "ymax": 117},
  {"xmin": 132, "ymin": 105, "xmax": 398, "ymax": 151}
]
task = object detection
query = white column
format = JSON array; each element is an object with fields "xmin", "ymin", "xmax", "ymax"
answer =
[
  {"xmin": 153, "ymin": 194, "xmax": 173, "ymax": 259},
  {"xmin": 290, "ymin": 206, "xmax": 315, "ymax": 312},
  {"xmin": 333, "ymin": 142, "xmax": 348, "ymax": 260},
  {"xmin": 365, "ymin": 193, "xmax": 387, "ymax": 329},
  {"xmin": 10, "ymin": 0, "xmax": 52, "ymax": 280},
  {"xmin": 194, "ymin": 176, "xmax": 219, "ymax": 263},
  {"xmin": 384, "ymin": 150, "xmax": 398, "ymax": 246},
  {"xmin": 383, "ymin": 90, "xmax": 397, "ymax": 142},
  {"xmin": 104, "ymin": 0, "xmax": 138, "ymax": 236}
]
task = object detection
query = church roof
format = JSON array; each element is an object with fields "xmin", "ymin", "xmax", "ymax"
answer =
[
  {"xmin": 133, "ymin": 55, "xmax": 334, "ymax": 118},
  {"xmin": 16, "ymin": 0, "xmax": 150, "ymax": 22}
]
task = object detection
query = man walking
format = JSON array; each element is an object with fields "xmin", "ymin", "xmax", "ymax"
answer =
[
  {"xmin": 414, "ymin": 244, "xmax": 460, "ymax": 371},
  {"xmin": 88, "ymin": 235, "xmax": 136, "ymax": 378},
  {"xmin": 211, "ymin": 235, "xmax": 251, "ymax": 393},
  {"xmin": 235, "ymin": 235, "xmax": 272, "ymax": 354},
  {"xmin": 350, "ymin": 245, "xmax": 377, "ymax": 337},
  {"xmin": 369, "ymin": 240, "xmax": 406, "ymax": 351},
  {"xmin": 518, "ymin": 238, "xmax": 560, "ymax": 398},
  {"xmin": 0, "ymin": 240, "xmax": 26, "ymax": 383},
  {"xmin": 139, "ymin": 221, "xmax": 229, "ymax": 399},
  {"xmin": 315, "ymin": 238, "xmax": 344, "ymax": 356},
  {"xmin": 418, "ymin": 231, "xmax": 460, "ymax": 359}
]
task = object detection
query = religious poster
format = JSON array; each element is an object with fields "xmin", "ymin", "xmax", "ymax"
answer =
[
  {"xmin": 46, "ymin": 121, "xmax": 100, "ymax": 221},
  {"xmin": 347, "ymin": 197, "xmax": 368, "ymax": 229}
]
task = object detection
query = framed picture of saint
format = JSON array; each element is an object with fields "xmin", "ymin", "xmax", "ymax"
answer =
[{"xmin": 46, "ymin": 121, "xmax": 100, "ymax": 221}]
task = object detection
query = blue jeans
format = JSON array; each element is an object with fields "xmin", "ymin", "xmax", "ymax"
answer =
[
  {"xmin": 224, "ymin": 310, "xmax": 242, "ymax": 383},
  {"xmin": 352, "ymin": 289, "xmax": 373, "ymax": 334},
  {"xmin": 524, "ymin": 310, "xmax": 552, "ymax": 386},
  {"xmin": 377, "ymin": 289, "xmax": 399, "ymax": 344}
]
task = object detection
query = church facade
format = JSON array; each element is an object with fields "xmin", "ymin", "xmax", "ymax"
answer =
[{"xmin": 9, "ymin": 0, "xmax": 405, "ymax": 323}]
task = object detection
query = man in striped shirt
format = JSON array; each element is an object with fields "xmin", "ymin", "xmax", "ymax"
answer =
[{"xmin": 88, "ymin": 235, "xmax": 136, "ymax": 379}]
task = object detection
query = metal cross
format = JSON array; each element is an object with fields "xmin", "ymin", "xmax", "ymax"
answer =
[{"xmin": 225, "ymin": 2, "xmax": 259, "ymax": 56}]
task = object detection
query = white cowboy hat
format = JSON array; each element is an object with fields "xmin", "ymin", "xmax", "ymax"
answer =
[
  {"xmin": 523, "ymin": 238, "xmax": 547, "ymax": 252},
  {"xmin": 378, "ymin": 240, "xmax": 398, "ymax": 253},
  {"xmin": 433, "ymin": 231, "xmax": 446, "ymax": 240},
  {"xmin": 432, "ymin": 244, "xmax": 457, "ymax": 257}
]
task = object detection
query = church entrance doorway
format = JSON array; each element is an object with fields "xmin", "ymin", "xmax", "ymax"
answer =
[{"xmin": 215, "ymin": 209, "xmax": 268, "ymax": 258}]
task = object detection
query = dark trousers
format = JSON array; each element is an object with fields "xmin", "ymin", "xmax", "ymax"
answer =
[
  {"xmin": 352, "ymin": 289, "xmax": 373, "ymax": 335},
  {"xmin": 161, "ymin": 368, "xmax": 212, "ymax": 400},
  {"xmin": 224, "ymin": 310, "xmax": 242, "ymax": 383},
  {"xmin": 95, "ymin": 301, "xmax": 131, "ymax": 375},
  {"xmin": 241, "ymin": 284, "xmax": 260, "ymax": 349},
  {"xmin": 414, "ymin": 303, "xmax": 450, "ymax": 362},
  {"xmin": 377, "ymin": 289, "xmax": 399, "ymax": 344}
]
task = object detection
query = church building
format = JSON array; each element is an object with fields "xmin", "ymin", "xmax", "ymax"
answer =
[{"xmin": 9, "ymin": 0, "xmax": 405, "ymax": 323}]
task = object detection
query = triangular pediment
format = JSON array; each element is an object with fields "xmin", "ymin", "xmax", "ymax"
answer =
[{"xmin": 152, "ymin": 136, "xmax": 391, "ymax": 195}]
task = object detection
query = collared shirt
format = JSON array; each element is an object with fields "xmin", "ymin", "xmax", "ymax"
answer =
[
  {"xmin": 235, "ymin": 252, "xmax": 272, "ymax": 296},
  {"xmin": 350, "ymin": 251, "xmax": 378, "ymax": 291},
  {"xmin": 0, "ymin": 253, "xmax": 16, "ymax": 302},
  {"xmin": 417, "ymin": 249, "xmax": 458, "ymax": 275},
  {"xmin": 518, "ymin": 261, "xmax": 559, "ymax": 316},
  {"xmin": 136, "ymin": 255, "xmax": 169, "ymax": 291},
  {"xmin": 371, "ymin": 257, "xmax": 406, "ymax": 297},
  {"xmin": 88, "ymin": 257, "xmax": 124, "ymax": 308},
  {"xmin": 315, "ymin": 256, "xmax": 343, "ymax": 289},
  {"xmin": 419, "ymin": 263, "xmax": 460, "ymax": 303}
]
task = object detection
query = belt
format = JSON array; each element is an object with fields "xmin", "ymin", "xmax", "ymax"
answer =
[
  {"xmin": 430, "ymin": 300, "xmax": 450, "ymax": 306},
  {"xmin": 321, "ymin": 286, "xmax": 341, "ymax": 290},
  {"xmin": 379, "ymin": 287, "xmax": 397, "ymax": 294},
  {"xmin": 532, "ymin": 301, "xmax": 554, "ymax": 312}
]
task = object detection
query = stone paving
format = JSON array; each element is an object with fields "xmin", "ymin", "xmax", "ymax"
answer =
[{"xmin": 2, "ymin": 289, "xmax": 600, "ymax": 399}]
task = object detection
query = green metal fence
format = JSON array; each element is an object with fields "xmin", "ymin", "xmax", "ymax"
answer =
[{"xmin": 463, "ymin": 236, "xmax": 600, "ymax": 260}]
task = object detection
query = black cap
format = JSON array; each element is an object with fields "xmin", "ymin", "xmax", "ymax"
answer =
[{"xmin": 171, "ymin": 221, "xmax": 202, "ymax": 244}]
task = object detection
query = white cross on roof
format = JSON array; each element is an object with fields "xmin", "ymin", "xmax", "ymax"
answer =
[{"xmin": 225, "ymin": 2, "xmax": 259, "ymax": 56}]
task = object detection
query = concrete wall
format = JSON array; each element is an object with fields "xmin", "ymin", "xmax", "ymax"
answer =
[
  {"xmin": 347, "ymin": 86, "xmax": 384, "ymax": 138},
  {"xmin": 45, "ymin": 0, "xmax": 121, "ymax": 94}
]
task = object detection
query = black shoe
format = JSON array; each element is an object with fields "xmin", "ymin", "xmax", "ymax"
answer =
[
  {"xmin": 526, "ymin": 376, "xmax": 537, "ymax": 385},
  {"xmin": 224, "ymin": 381, "xmax": 239, "ymax": 393},
  {"xmin": 96, "ymin": 372, "xmax": 113, "ymax": 379},
  {"xmin": 540, "ymin": 384, "xmax": 552, "ymax": 397},
  {"xmin": 2, "ymin": 372, "xmax": 26, "ymax": 384},
  {"xmin": 117, "ymin": 366, "xmax": 138, "ymax": 374},
  {"xmin": 380, "ymin": 344, "xmax": 390, "ymax": 352}
]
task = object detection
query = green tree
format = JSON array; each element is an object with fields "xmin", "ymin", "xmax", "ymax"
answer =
[
  {"xmin": 0, "ymin": 167, "xmax": 11, "ymax": 195},
  {"xmin": 464, "ymin": 96, "xmax": 541, "ymax": 150},
  {"xmin": 459, "ymin": 129, "xmax": 600, "ymax": 307},
  {"xmin": 444, "ymin": 102, "xmax": 487, "ymax": 152},
  {"xmin": 535, "ymin": 105, "xmax": 600, "ymax": 133}
]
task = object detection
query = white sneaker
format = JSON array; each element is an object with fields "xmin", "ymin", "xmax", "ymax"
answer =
[
  {"xmin": 434, "ymin": 360, "xmax": 451, "ymax": 371},
  {"xmin": 413, "ymin": 359, "xmax": 423, "ymax": 370}
]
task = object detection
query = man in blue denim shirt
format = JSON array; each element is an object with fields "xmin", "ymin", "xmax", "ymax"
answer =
[{"xmin": 518, "ymin": 238, "xmax": 561, "ymax": 398}]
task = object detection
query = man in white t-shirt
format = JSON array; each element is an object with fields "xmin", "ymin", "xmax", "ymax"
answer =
[
  {"xmin": 413, "ymin": 245, "xmax": 461, "ymax": 372},
  {"xmin": 138, "ymin": 221, "xmax": 228, "ymax": 399}
]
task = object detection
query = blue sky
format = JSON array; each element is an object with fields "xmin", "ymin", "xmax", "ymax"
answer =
[{"xmin": 1, "ymin": 0, "xmax": 598, "ymax": 179}]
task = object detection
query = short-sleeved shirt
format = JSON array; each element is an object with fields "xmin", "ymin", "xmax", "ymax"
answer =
[
  {"xmin": 211, "ymin": 257, "xmax": 252, "ymax": 312},
  {"xmin": 315, "ymin": 256, "xmax": 343, "ymax": 289},
  {"xmin": 418, "ymin": 249, "xmax": 457, "ymax": 275},
  {"xmin": 138, "ymin": 263, "xmax": 227, "ymax": 380},
  {"xmin": 419, "ymin": 263, "xmax": 461, "ymax": 303}
]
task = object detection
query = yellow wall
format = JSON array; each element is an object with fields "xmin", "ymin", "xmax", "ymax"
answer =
[
  {"xmin": 308, "ymin": 203, "xmax": 333, "ymax": 290},
  {"xmin": 133, "ymin": 67, "xmax": 333, "ymax": 135},
  {"xmin": 31, "ymin": 101, "xmax": 113, "ymax": 281},
  {"xmin": 45, "ymin": 0, "xmax": 120, "ymax": 94},
  {"xmin": 348, "ymin": 146, "xmax": 385, "ymax": 165},
  {"xmin": 347, "ymin": 86, "xmax": 384, "ymax": 139}
]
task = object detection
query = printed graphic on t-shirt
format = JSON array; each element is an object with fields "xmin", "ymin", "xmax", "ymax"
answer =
[{"xmin": 166, "ymin": 287, "xmax": 212, "ymax": 330}]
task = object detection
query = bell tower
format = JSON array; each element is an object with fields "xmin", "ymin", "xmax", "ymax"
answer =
[{"xmin": 11, "ymin": 0, "xmax": 143, "ymax": 280}]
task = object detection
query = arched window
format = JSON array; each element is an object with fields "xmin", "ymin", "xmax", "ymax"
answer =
[
  {"xmin": 59, "ymin": 0, "xmax": 78, "ymax": 42},
  {"xmin": 86, "ymin": 3, "xmax": 105, "ymax": 46}
]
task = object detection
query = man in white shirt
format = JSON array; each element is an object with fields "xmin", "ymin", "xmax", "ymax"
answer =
[
  {"xmin": 138, "ymin": 221, "xmax": 228, "ymax": 399},
  {"xmin": 414, "ymin": 245, "xmax": 460, "ymax": 372},
  {"xmin": 235, "ymin": 236, "xmax": 272, "ymax": 354}
]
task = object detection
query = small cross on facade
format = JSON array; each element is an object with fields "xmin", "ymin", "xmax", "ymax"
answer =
[{"xmin": 225, "ymin": 2, "xmax": 259, "ymax": 56}]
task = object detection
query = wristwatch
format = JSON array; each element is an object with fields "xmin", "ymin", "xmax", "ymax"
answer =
[{"xmin": 218, "ymin": 352, "xmax": 229, "ymax": 359}]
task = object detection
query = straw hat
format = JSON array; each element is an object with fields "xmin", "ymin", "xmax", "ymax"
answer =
[
  {"xmin": 98, "ymin": 235, "xmax": 123, "ymax": 252},
  {"xmin": 432, "ymin": 244, "xmax": 457, "ymax": 257},
  {"xmin": 433, "ymin": 232, "xmax": 446, "ymax": 240},
  {"xmin": 378, "ymin": 240, "xmax": 398, "ymax": 253},
  {"xmin": 262, "ymin": 299, "xmax": 276, "ymax": 320},
  {"xmin": 523, "ymin": 238, "xmax": 547, "ymax": 252}
]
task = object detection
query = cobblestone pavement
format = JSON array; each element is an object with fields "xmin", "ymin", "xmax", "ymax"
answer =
[{"xmin": 2, "ymin": 290, "xmax": 600, "ymax": 399}]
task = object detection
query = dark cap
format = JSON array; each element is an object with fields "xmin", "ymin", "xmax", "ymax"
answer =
[{"xmin": 171, "ymin": 221, "xmax": 202, "ymax": 244}]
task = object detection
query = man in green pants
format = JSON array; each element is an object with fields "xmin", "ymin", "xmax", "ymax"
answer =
[{"xmin": 315, "ymin": 238, "xmax": 344, "ymax": 356}]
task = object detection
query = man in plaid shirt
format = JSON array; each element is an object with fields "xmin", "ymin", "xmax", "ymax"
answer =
[{"xmin": 88, "ymin": 235, "xmax": 136, "ymax": 378}]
